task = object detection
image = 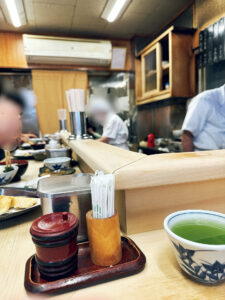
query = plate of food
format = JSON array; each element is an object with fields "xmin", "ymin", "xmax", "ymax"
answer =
[
  {"xmin": 0, "ymin": 188, "xmax": 40, "ymax": 221},
  {"xmin": 13, "ymin": 149, "xmax": 34, "ymax": 159},
  {"xmin": 21, "ymin": 143, "xmax": 32, "ymax": 150}
]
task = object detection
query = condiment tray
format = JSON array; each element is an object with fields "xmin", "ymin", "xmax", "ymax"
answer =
[{"xmin": 24, "ymin": 236, "xmax": 146, "ymax": 294}]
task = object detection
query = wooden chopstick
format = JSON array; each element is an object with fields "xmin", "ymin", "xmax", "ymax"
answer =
[{"xmin": 4, "ymin": 150, "xmax": 11, "ymax": 167}]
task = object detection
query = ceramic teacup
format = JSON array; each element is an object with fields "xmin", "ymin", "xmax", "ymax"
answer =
[
  {"xmin": 44, "ymin": 157, "xmax": 71, "ymax": 171},
  {"xmin": 0, "ymin": 165, "xmax": 18, "ymax": 185},
  {"xmin": 164, "ymin": 210, "xmax": 225, "ymax": 285}
]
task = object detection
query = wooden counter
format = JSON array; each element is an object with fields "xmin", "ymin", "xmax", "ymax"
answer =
[
  {"xmin": 1, "ymin": 161, "xmax": 225, "ymax": 299},
  {"xmin": 61, "ymin": 133, "xmax": 225, "ymax": 235},
  {"xmin": 1, "ymin": 210, "xmax": 225, "ymax": 299},
  {"xmin": 61, "ymin": 132, "xmax": 145, "ymax": 174}
]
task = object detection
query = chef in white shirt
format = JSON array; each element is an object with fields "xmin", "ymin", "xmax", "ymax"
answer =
[
  {"xmin": 87, "ymin": 98, "xmax": 129, "ymax": 150},
  {"xmin": 182, "ymin": 84, "xmax": 225, "ymax": 151}
]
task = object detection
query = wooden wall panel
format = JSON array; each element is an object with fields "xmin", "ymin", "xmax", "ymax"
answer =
[
  {"xmin": 0, "ymin": 33, "xmax": 27, "ymax": 68},
  {"xmin": 195, "ymin": 0, "xmax": 225, "ymax": 29},
  {"xmin": 0, "ymin": 32, "xmax": 133, "ymax": 71},
  {"xmin": 125, "ymin": 178, "xmax": 225, "ymax": 234},
  {"xmin": 32, "ymin": 70, "xmax": 88, "ymax": 135}
]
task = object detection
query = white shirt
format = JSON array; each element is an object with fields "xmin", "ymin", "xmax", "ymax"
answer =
[
  {"xmin": 182, "ymin": 85, "xmax": 225, "ymax": 150},
  {"xmin": 103, "ymin": 113, "xmax": 129, "ymax": 150}
]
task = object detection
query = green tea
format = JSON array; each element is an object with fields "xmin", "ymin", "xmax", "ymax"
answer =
[{"xmin": 171, "ymin": 218, "xmax": 225, "ymax": 245}]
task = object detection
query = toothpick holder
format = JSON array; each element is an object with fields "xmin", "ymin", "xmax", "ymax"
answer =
[
  {"xmin": 86, "ymin": 210, "xmax": 122, "ymax": 267},
  {"xmin": 69, "ymin": 112, "xmax": 90, "ymax": 140}
]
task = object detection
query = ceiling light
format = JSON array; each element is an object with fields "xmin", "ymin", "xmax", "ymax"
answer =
[
  {"xmin": 101, "ymin": 0, "xmax": 132, "ymax": 23},
  {"xmin": 3, "ymin": 0, "xmax": 26, "ymax": 28}
]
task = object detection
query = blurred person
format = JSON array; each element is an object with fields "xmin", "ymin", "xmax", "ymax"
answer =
[
  {"xmin": 87, "ymin": 98, "xmax": 129, "ymax": 150},
  {"xmin": 182, "ymin": 84, "xmax": 225, "ymax": 151},
  {"xmin": 19, "ymin": 88, "xmax": 39, "ymax": 137},
  {"xmin": 0, "ymin": 92, "xmax": 24, "ymax": 149}
]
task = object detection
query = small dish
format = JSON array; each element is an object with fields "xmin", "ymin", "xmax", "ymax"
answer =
[
  {"xmin": 0, "ymin": 165, "xmax": 19, "ymax": 185},
  {"xmin": 46, "ymin": 139, "xmax": 61, "ymax": 150},
  {"xmin": 44, "ymin": 157, "xmax": 71, "ymax": 171},
  {"xmin": 0, "ymin": 187, "xmax": 40, "ymax": 221},
  {"xmin": 13, "ymin": 149, "xmax": 33, "ymax": 159},
  {"xmin": 29, "ymin": 138, "xmax": 44, "ymax": 143},
  {"xmin": 21, "ymin": 143, "xmax": 32, "ymax": 150},
  {"xmin": 39, "ymin": 166, "xmax": 75, "ymax": 177},
  {"xmin": 29, "ymin": 150, "xmax": 47, "ymax": 161},
  {"xmin": 31, "ymin": 143, "xmax": 46, "ymax": 150},
  {"xmin": 164, "ymin": 210, "xmax": 225, "ymax": 285}
]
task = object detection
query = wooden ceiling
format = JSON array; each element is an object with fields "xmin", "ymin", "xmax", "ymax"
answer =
[{"xmin": 0, "ymin": 0, "xmax": 192, "ymax": 39}]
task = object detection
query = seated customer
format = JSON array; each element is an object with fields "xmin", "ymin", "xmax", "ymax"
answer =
[
  {"xmin": 0, "ymin": 92, "xmax": 24, "ymax": 149},
  {"xmin": 182, "ymin": 84, "xmax": 225, "ymax": 152}
]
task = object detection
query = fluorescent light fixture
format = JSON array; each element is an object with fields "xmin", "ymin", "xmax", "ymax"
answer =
[
  {"xmin": 101, "ymin": 0, "xmax": 132, "ymax": 23},
  {"xmin": 4, "ymin": 0, "xmax": 26, "ymax": 28}
]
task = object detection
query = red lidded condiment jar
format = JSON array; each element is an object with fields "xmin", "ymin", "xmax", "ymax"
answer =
[
  {"xmin": 30, "ymin": 212, "xmax": 79, "ymax": 280},
  {"xmin": 147, "ymin": 133, "xmax": 155, "ymax": 148}
]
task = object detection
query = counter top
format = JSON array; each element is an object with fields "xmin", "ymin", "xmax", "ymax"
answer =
[
  {"xmin": 60, "ymin": 132, "xmax": 145, "ymax": 174},
  {"xmin": 115, "ymin": 150, "xmax": 225, "ymax": 190},
  {"xmin": 60, "ymin": 133, "xmax": 225, "ymax": 235},
  {"xmin": 1, "ymin": 162, "xmax": 225, "ymax": 300},
  {"xmin": 1, "ymin": 209, "xmax": 225, "ymax": 299},
  {"xmin": 61, "ymin": 133, "xmax": 225, "ymax": 190}
]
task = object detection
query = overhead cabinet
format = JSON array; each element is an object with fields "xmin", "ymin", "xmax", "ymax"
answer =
[{"xmin": 135, "ymin": 26, "xmax": 195, "ymax": 105}]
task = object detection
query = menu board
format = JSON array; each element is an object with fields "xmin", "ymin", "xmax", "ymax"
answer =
[
  {"xmin": 207, "ymin": 24, "xmax": 214, "ymax": 65},
  {"xmin": 213, "ymin": 20, "xmax": 219, "ymax": 63},
  {"xmin": 203, "ymin": 29, "xmax": 208, "ymax": 67},
  {"xmin": 218, "ymin": 18, "xmax": 224, "ymax": 61},
  {"xmin": 199, "ymin": 16, "xmax": 225, "ymax": 68},
  {"xmin": 199, "ymin": 30, "xmax": 204, "ymax": 69},
  {"xmin": 111, "ymin": 47, "xmax": 127, "ymax": 70}
]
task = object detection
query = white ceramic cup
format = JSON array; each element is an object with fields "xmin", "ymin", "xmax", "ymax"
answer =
[{"xmin": 164, "ymin": 210, "xmax": 225, "ymax": 284}]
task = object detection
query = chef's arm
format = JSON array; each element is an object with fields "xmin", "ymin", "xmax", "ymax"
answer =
[
  {"xmin": 182, "ymin": 130, "xmax": 194, "ymax": 152},
  {"xmin": 87, "ymin": 128, "xmax": 102, "ymax": 139},
  {"xmin": 99, "ymin": 136, "xmax": 110, "ymax": 144}
]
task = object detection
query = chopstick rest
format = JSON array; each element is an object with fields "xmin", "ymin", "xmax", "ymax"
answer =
[{"xmin": 86, "ymin": 210, "xmax": 122, "ymax": 267}]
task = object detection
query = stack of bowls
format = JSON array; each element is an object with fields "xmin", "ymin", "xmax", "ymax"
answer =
[{"xmin": 30, "ymin": 212, "xmax": 79, "ymax": 281}]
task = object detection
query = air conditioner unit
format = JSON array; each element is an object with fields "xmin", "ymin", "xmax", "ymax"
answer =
[{"xmin": 23, "ymin": 35, "xmax": 112, "ymax": 66}]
